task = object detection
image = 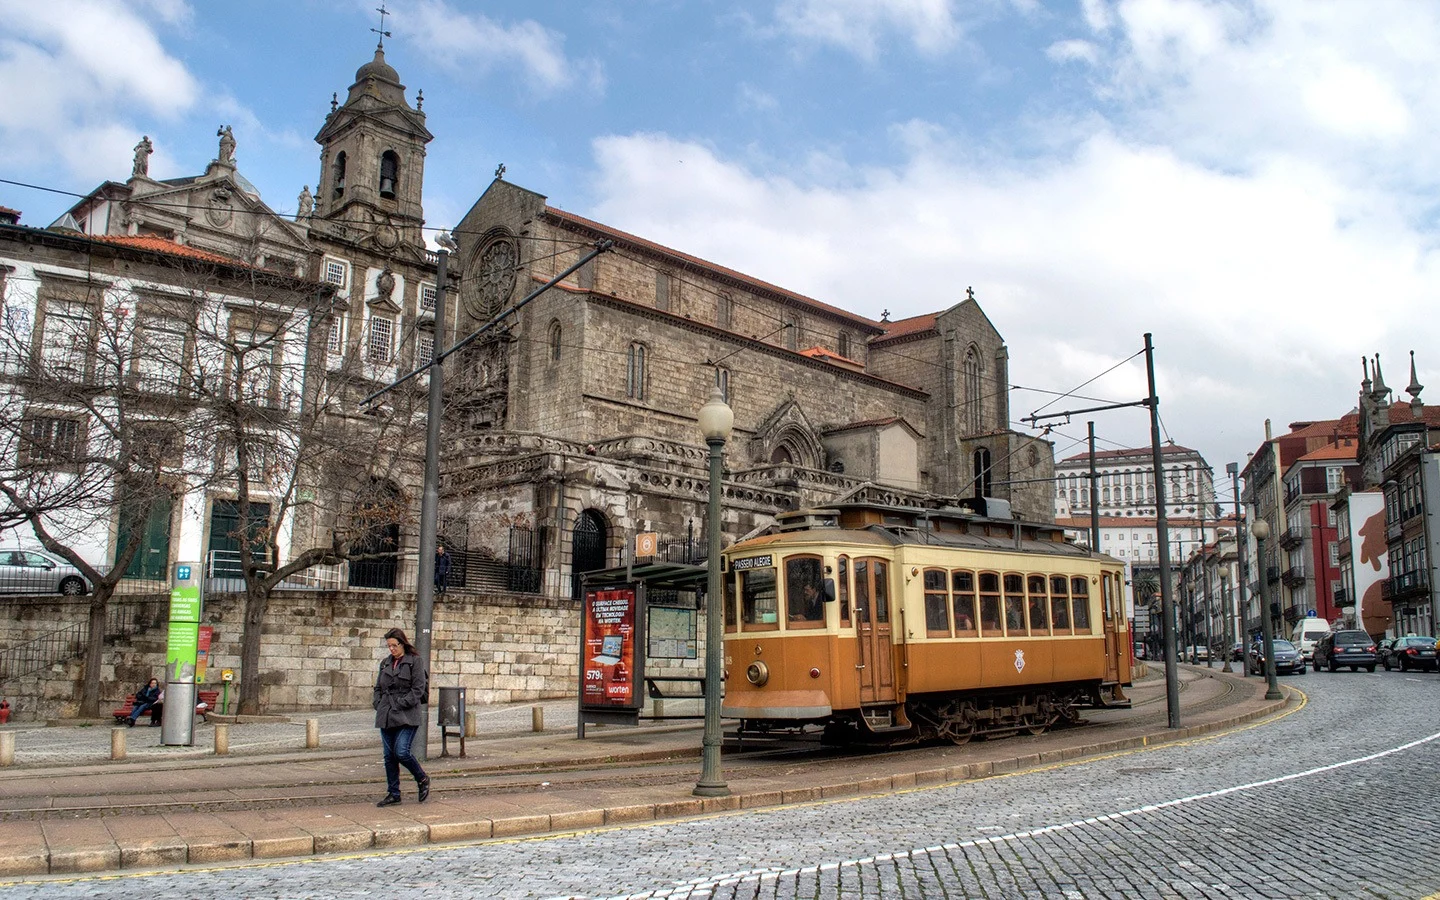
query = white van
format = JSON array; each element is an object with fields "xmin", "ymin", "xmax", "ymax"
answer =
[{"xmin": 1290, "ymin": 617, "xmax": 1331, "ymax": 662}]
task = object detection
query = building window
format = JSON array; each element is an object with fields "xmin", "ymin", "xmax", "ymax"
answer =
[
  {"xmin": 379, "ymin": 150, "xmax": 399, "ymax": 199},
  {"xmin": 972, "ymin": 447, "xmax": 993, "ymax": 497},
  {"xmin": 417, "ymin": 334, "xmax": 434, "ymax": 368},
  {"xmin": 1326, "ymin": 466, "xmax": 1344, "ymax": 493},
  {"xmin": 22, "ymin": 415, "xmax": 84, "ymax": 467},
  {"xmin": 332, "ymin": 151, "xmax": 347, "ymax": 201},
  {"xmin": 230, "ymin": 321, "xmax": 280, "ymax": 407},
  {"xmin": 717, "ymin": 293, "xmax": 732, "ymax": 329},
  {"xmin": 39, "ymin": 295, "xmax": 97, "ymax": 380},
  {"xmin": 716, "ymin": 366, "xmax": 730, "ymax": 403},
  {"xmin": 626, "ymin": 342, "xmax": 646, "ymax": 400},
  {"xmin": 367, "ymin": 316, "xmax": 393, "ymax": 364},
  {"xmin": 419, "ymin": 283, "xmax": 437, "ymax": 311},
  {"xmin": 963, "ymin": 346, "xmax": 982, "ymax": 433},
  {"xmin": 549, "ymin": 321, "xmax": 562, "ymax": 362},
  {"xmin": 131, "ymin": 309, "xmax": 190, "ymax": 392},
  {"xmin": 655, "ymin": 272, "xmax": 671, "ymax": 311},
  {"xmin": 838, "ymin": 331, "xmax": 852, "ymax": 359},
  {"xmin": 327, "ymin": 316, "xmax": 345, "ymax": 356},
  {"xmin": 323, "ymin": 258, "xmax": 348, "ymax": 288}
]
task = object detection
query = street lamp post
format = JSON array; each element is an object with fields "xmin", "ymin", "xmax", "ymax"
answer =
[
  {"xmin": 1227, "ymin": 462, "xmax": 1249, "ymax": 673},
  {"xmin": 1251, "ymin": 519, "xmax": 1283, "ymax": 700},
  {"xmin": 694, "ymin": 384, "xmax": 733, "ymax": 798}
]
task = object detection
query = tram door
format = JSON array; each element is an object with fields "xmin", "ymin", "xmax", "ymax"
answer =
[
  {"xmin": 853, "ymin": 558, "xmax": 896, "ymax": 704},
  {"xmin": 1101, "ymin": 572, "xmax": 1123, "ymax": 683}
]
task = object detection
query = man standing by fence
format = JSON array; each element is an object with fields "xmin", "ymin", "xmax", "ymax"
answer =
[{"xmin": 434, "ymin": 545, "xmax": 452, "ymax": 595}]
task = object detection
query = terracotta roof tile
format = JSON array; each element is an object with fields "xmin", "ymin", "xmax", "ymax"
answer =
[
  {"xmin": 871, "ymin": 313, "xmax": 938, "ymax": 343},
  {"xmin": 91, "ymin": 234, "xmax": 249, "ymax": 267}
]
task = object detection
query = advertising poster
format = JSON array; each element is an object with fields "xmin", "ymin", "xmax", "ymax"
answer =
[
  {"xmin": 1348, "ymin": 490, "xmax": 1392, "ymax": 635},
  {"xmin": 581, "ymin": 585, "xmax": 642, "ymax": 710},
  {"xmin": 196, "ymin": 626, "xmax": 214, "ymax": 683}
]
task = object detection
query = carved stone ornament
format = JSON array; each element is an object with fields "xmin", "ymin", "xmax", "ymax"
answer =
[
  {"xmin": 375, "ymin": 268, "xmax": 396, "ymax": 302},
  {"xmin": 374, "ymin": 223, "xmax": 400, "ymax": 250},
  {"xmin": 463, "ymin": 239, "xmax": 517, "ymax": 320},
  {"xmin": 206, "ymin": 187, "xmax": 234, "ymax": 228}
]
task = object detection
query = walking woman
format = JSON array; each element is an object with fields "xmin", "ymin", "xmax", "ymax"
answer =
[{"xmin": 372, "ymin": 627, "xmax": 430, "ymax": 806}]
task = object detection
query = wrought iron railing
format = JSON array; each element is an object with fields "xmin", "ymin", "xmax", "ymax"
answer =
[{"xmin": 0, "ymin": 597, "xmax": 166, "ymax": 684}]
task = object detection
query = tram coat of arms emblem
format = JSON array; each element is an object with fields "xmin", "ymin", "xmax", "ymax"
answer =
[{"xmin": 1013, "ymin": 649, "xmax": 1026, "ymax": 673}]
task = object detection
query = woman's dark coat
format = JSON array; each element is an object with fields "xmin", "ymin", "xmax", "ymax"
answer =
[{"xmin": 373, "ymin": 652, "xmax": 427, "ymax": 729}]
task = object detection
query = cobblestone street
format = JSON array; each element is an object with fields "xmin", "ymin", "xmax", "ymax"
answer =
[{"xmin": 8, "ymin": 668, "xmax": 1439, "ymax": 898}]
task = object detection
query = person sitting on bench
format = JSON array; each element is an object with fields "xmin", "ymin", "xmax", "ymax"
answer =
[{"xmin": 129, "ymin": 678, "xmax": 161, "ymax": 727}]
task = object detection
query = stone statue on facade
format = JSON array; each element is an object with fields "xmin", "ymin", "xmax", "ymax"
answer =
[
  {"xmin": 216, "ymin": 125, "xmax": 236, "ymax": 164},
  {"xmin": 297, "ymin": 185, "xmax": 314, "ymax": 218},
  {"xmin": 131, "ymin": 136, "xmax": 153, "ymax": 178}
]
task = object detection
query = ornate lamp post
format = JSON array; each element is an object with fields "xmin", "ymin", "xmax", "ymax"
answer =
[
  {"xmin": 694, "ymin": 384, "xmax": 733, "ymax": 797},
  {"xmin": 1251, "ymin": 519, "xmax": 1283, "ymax": 700}
]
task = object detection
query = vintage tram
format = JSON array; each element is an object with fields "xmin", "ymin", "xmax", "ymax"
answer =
[{"xmin": 719, "ymin": 500, "xmax": 1132, "ymax": 744}]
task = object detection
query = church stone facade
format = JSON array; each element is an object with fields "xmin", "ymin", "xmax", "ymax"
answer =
[{"xmin": 45, "ymin": 43, "xmax": 1055, "ymax": 600}]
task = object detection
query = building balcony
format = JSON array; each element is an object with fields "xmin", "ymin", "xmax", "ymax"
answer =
[
  {"xmin": 1278, "ymin": 527, "xmax": 1304, "ymax": 550},
  {"xmin": 1381, "ymin": 571, "xmax": 1430, "ymax": 604},
  {"xmin": 1281, "ymin": 565, "xmax": 1307, "ymax": 587},
  {"xmin": 1266, "ymin": 565, "xmax": 1281, "ymax": 585},
  {"xmin": 1332, "ymin": 586, "xmax": 1349, "ymax": 606}
]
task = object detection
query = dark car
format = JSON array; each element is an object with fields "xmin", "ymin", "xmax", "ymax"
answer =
[
  {"xmin": 1248, "ymin": 639, "xmax": 1305, "ymax": 675},
  {"xmin": 1381, "ymin": 635, "xmax": 1438, "ymax": 672},
  {"xmin": 1230, "ymin": 642, "xmax": 1245, "ymax": 661},
  {"xmin": 1314, "ymin": 630, "xmax": 1378, "ymax": 672}
]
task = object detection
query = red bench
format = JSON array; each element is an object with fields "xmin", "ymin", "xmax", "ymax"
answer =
[{"xmin": 112, "ymin": 689, "xmax": 220, "ymax": 724}]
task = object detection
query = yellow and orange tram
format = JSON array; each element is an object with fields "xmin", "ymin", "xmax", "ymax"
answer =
[{"xmin": 719, "ymin": 502, "xmax": 1132, "ymax": 743}]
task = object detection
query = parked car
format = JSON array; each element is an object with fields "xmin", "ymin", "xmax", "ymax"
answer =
[
  {"xmin": 0, "ymin": 549, "xmax": 90, "ymax": 595},
  {"xmin": 1247, "ymin": 639, "xmax": 1305, "ymax": 675},
  {"xmin": 1230, "ymin": 642, "xmax": 1245, "ymax": 661},
  {"xmin": 1133, "ymin": 642, "xmax": 1146, "ymax": 660},
  {"xmin": 1314, "ymin": 630, "xmax": 1378, "ymax": 672},
  {"xmin": 1185, "ymin": 644, "xmax": 1209, "ymax": 662},
  {"xmin": 1381, "ymin": 635, "xmax": 1438, "ymax": 672}
]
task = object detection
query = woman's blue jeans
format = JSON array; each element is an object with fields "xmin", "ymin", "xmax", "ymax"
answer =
[{"xmin": 379, "ymin": 725, "xmax": 427, "ymax": 796}]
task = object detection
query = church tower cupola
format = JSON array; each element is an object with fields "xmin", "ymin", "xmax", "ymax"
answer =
[{"xmin": 313, "ymin": 42, "xmax": 433, "ymax": 252}]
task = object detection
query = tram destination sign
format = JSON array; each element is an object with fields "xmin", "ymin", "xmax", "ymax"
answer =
[{"xmin": 729, "ymin": 555, "xmax": 772, "ymax": 571}]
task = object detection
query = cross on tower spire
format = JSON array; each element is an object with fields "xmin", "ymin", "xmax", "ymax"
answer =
[{"xmin": 371, "ymin": 3, "xmax": 392, "ymax": 48}]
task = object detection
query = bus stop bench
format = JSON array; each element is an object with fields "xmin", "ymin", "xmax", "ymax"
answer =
[{"xmin": 112, "ymin": 689, "xmax": 219, "ymax": 724}]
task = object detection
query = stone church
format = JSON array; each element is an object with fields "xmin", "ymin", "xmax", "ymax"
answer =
[{"xmin": 48, "ymin": 43, "xmax": 1056, "ymax": 600}]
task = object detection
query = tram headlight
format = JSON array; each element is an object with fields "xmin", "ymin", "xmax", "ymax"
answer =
[{"xmin": 745, "ymin": 661, "xmax": 770, "ymax": 686}]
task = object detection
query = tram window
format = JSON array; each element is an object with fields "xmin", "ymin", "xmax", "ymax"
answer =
[
  {"xmin": 1071, "ymin": 576, "xmax": 1092, "ymax": 632},
  {"xmin": 979, "ymin": 572, "xmax": 1002, "ymax": 636},
  {"xmin": 1102, "ymin": 572, "xmax": 1116, "ymax": 622},
  {"xmin": 1003, "ymin": 573, "xmax": 1025, "ymax": 635},
  {"xmin": 740, "ymin": 568, "xmax": 779, "ymax": 630},
  {"xmin": 1028, "ymin": 575, "xmax": 1049, "ymax": 634},
  {"xmin": 872, "ymin": 560, "xmax": 890, "ymax": 623},
  {"xmin": 723, "ymin": 570, "xmax": 738, "ymax": 633},
  {"xmin": 951, "ymin": 570, "xmax": 978, "ymax": 635},
  {"xmin": 837, "ymin": 556, "xmax": 851, "ymax": 624},
  {"xmin": 1050, "ymin": 575, "xmax": 1071, "ymax": 632},
  {"xmin": 923, "ymin": 568, "xmax": 950, "ymax": 637},
  {"xmin": 854, "ymin": 559, "xmax": 870, "ymax": 622},
  {"xmin": 785, "ymin": 556, "xmax": 825, "ymax": 629}
]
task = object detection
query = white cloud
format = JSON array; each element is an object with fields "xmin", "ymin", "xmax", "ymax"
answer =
[
  {"xmin": 397, "ymin": 0, "xmax": 603, "ymax": 95},
  {"xmin": 1047, "ymin": 39, "xmax": 1100, "ymax": 65},
  {"xmin": 774, "ymin": 0, "xmax": 967, "ymax": 59},
  {"xmin": 0, "ymin": 2, "xmax": 200, "ymax": 184}
]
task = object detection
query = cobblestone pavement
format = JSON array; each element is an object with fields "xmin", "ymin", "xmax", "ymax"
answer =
[{"xmin": 8, "ymin": 669, "xmax": 1440, "ymax": 899}]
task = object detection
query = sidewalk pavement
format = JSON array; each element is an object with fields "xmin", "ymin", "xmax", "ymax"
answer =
[{"xmin": 0, "ymin": 665, "xmax": 1288, "ymax": 878}]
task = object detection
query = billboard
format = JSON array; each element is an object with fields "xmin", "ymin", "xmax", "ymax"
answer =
[
  {"xmin": 580, "ymin": 585, "xmax": 644, "ymax": 710},
  {"xmin": 1349, "ymin": 490, "xmax": 1392, "ymax": 635}
]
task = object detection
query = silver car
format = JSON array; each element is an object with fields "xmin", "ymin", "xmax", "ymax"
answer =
[{"xmin": 0, "ymin": 549, "xmax": 91, "ymax": 595}]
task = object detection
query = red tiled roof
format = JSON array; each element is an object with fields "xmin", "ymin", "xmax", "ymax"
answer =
[
  {"xmin": 871, "ymin": 313, "xmax": 939, "ymax": 344},
  {"xmin": 1295, "ymin": 440, "xmax": 1358, "ymax": 462},
  {"xmin": 543, "ymin": 207, "xmax": 882, "ymax": 330},
  {"xmin": 825, "ymin": 416, "xmax": 906, "ymax": 434},
  {"xmin": 1382, "ymin": 400, "xmax": 1440, "ymax": 426},
  {"xmin": 0, "ymin": 206, "xmax": 19, "ymax": 217},
  {"xmin": 91, "ymin": 234, "xmax": 248, "ymax": 267},
  {"xmin": 799, "ymin": 345, "xmax": 865, "ymax": 371}
]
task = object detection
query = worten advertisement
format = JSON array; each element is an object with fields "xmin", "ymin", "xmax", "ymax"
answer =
[{"xmin": 580, "ymin": 585, "xmax": 645, "ymax": 710}]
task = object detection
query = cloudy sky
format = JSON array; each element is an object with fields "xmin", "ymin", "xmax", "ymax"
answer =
[{"xmin": 2, "ymin": 0, "xmax": 1435, "ymax": 488}]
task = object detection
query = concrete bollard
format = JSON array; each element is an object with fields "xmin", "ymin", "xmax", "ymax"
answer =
[
  {"xmin": 532, "ymin": 705, "xmax": 544, "ymax": 732},
  {"xmin": 214, "ymin": 723, "xmax": 229, "ymax": 755},
  {"xmin": 464, "ymin": 711, "xmax": 476, "ymax": 738},
  {"xmin": 111, "ymin": 727, "xmax": 126, "ymax": 760},
  {"xmin": 306, "ymin": 718, "xmax": 319, "ymax": 749},
  {"xmin": 0, "ymin": 731, "xmax": 14, "ymax": 767}
]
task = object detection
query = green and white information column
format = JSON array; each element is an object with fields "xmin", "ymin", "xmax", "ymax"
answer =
[{"xmin": 163, "ymin": 562, "xmax": 203, "ymax": 746}]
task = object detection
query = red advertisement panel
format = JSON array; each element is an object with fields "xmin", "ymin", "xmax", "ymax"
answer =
[
  {"xmin": 196, "ymin": 626, "xmax": 214, "ymax": 684},
  {"xmin": 582, "ymin": 586, "xmax": 640, "ymax": 709}
]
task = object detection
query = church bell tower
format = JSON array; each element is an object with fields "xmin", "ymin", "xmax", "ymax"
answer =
[{"xmin": 313, "ymin": 42, "xmax": 433, "ymax": 254}]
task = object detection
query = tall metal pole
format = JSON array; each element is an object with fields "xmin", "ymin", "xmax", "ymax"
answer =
[
  {"xmin": 695, "ymin": 386, "xmax": 732, "ymax": 797},
  {"xmin": 1254, "ymin": 523, "xmax": 1283, "ymax": 700},
  {"xmin": 1228, "ymin": 463, "xmax": 1249, "ymax": 648},
  {"xmin": 1220, "ymin": 572, "xmax": 1234, "ymax": 673},
  {"xmin": 1201, "ymin": 492, "xmax": 1212, "ymax": 668},
  {"xmin": 412, "ymin": 239, "xmax": 451, "ymax": 760},
  {"xmin": 1087, "ymin": 421, "xmax": 1100, "ymax": 553},
  {"xmin": 1144, "ymin": 333, "xmax": 1181, "ymax": 727}
]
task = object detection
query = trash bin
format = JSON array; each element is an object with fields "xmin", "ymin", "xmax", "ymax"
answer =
[{"xmin": 437, "ymin": 686, "xmax": 466, "ymax": 757}]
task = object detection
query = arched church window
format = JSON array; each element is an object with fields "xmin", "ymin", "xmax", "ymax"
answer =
[
  {"xmin": 838, "ymin": 331, "xmax": 851, "ymax": 359},
  {"xmin": 716, "ymin": 365, "xmax": 730, "ymax": 403},
  {"xmin": 771, "ymin": 445, "xmax": 793, "ymax": 465},
  {"xmin": 332, "ymin": 152, "xmax": 347, "ymax": 201},
  {"xmin": 626, "ymin": 342, "xmax": 646, "ymax": 400},
  {"xmin": 379, "ymin": 150, "xmax": 399, "ymax": 199},
  {"xmin": 717, "ymin": 293, "xmax": 732, "ymax": 329},
  {"xmin": 964, "ymin": 346, "xmax": 982, "ymax": 433},
  {"xmin": 549, "ymin": 321, "xmax": 562, "ymax": 362},
  {"xmin": 972, "ymin": 447, "xmax": 992, "ymax": 497}
]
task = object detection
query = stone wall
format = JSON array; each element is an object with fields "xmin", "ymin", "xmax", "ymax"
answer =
[{"xmin": 0, "ymin": 588, "xmax": 704, "ymax": 721}]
